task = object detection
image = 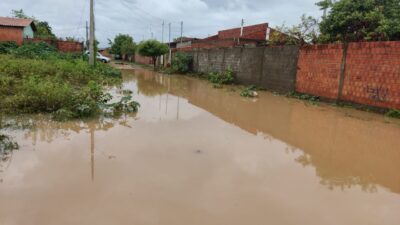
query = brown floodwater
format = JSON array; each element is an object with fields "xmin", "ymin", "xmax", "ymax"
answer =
[{"xmin": 1, "ymin": 66, "xmax": 400, "ymax": 225}]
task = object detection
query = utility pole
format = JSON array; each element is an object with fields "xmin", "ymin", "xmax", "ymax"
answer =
[
  {"xmin": 168, "ymin": 22, "xmax": 171, "ymax": 65},
  {"xmin": 161, "ymin": 21, "xmax": 165, "ymax": 66},
  {"xmin": 162, "ymin": 20, "xmax": 165, "ymax": 43},
  {"xmin": 85, "ymin": 21, "xmax": 89, "ymax": 49},
  {"xmin": 180, "ymin": 21, "xmax": 183, "ymax": 43},
  {"xmin": 89, "ymin": 0, "xmax": 95, "ymax": 66},
  {"xmin": 240, "ymin": 19, "xmax": 244, "ymax": 37}
]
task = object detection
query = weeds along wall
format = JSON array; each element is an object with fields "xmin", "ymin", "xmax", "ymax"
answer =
[
  {"xmin": 296, "ymin": 41, "xmax": 400, "ymax": 110},
  {"xmin": 23, "ymin": 38, "xmax": 84, "ymax": 53},
  {"xmin": 190, "ymin": 46, "xmax": 300, "ymax": 93}
]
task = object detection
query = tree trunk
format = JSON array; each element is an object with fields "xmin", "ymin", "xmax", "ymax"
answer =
[{"xmin": 152, "ymin": 56, "xmax": 157, "ymax": 70}]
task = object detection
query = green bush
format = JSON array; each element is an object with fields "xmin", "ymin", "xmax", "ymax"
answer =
[
  {"xmin": 385, "ymin": 109, "xmax": 400, "ymax": 119},
  {"xmin": 0, "ymin": 41, "xmax": 18, "ymax": 54},
  {"xmin": 240, "ymin": 86, "xmax": 258, "ymax": 98},
  {"xmin": 13, "ymin": 42, "xmax": 58, "ymax": 59},
  {"xmin": 0, "ymin": 134, "xmax": 19, "ymax": 155},
  {"xmin": 171, "ymin": 52, "xmax": 193, "ymax": 73},
  {"xmin": 207, "ymin": 69, "xmax": 236, "ymax": 85},
  {"xmin": 0, "ymin": 55, "xmax": 122, "ymax": 120}
]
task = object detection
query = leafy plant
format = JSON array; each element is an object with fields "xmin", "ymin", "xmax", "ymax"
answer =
[
  {"xmin": 0, "ymin": 41, "xmax": 18, "ymax": 54},
  {"xmin": 101, "ymin": 92, "xmax": 140, "ymax": 117},
  {"xmin": 317, "ymin": 0, "xmax": 400, "ymax": 42},
  {"xmin": 270, "ymin": 15, "xmax": 319, "ymax": 46},
  {"xmin": 240, "ymin": 85, "xmax": 258, "ymax": 98},
  {"xmin": 0, "ymin": 54, "xmax": 122, "ymax": 120},
  {"xmin": 109, "ymin": 34, "xmax": 137, "ymax": 60},
  {"xmin": 137, "ymin": 40, "xmax": 169, "ymax": 69},
  {"xmin": 13, "ymin": 42, "xmax": 57, "ymax": 59},
  {"xmin": 385, "ymin": 109, "xmax": 400, "ymax": 119},
  {"xmin": 207, "ymin": 69, "xmax": 236, "ymax": 85},
  {"xmin": 171, "ymin": 52, "xmax": 193, "ymax": 74},
  {"xmin": 288, "ymin": 92, "xmax": 320, "ymax": 103},
  {"xmin": 0, "ymin": 134, "xmax": 19, "ymax": 158}
]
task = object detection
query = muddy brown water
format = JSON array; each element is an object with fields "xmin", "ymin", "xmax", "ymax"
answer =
[{"xmin": 1, "ymin": 66, "xmax": 400, "ymax": 225}]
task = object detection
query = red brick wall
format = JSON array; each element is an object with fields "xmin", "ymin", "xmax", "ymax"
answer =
[
  {"xmin": 296, "ymin": 44, "xmax": 344, "ymax": 99},
  {"xmin": 135, "ymin": 53, "xmax": 153, "ymax": 65},
  {"xmin": 57, "ymin": 40, "xmax": 83, "ymax": 53},
  {"xmin": 341, "ymin": 42, "xmax": 400, "ymax": 109},
  {"xmin": 24, "ymin": 38, "xmax": 83, "ymax": 53},
  {"xmin": 296, "ymin": 41, "xmax": 400, "ymax": 110},
  {"xmin": 0, "ymin": 27, "xmax": 23, "ymax": 45}
]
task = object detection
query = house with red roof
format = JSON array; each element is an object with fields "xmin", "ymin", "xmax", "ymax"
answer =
[
  {"xmin": 0, "ymin": 17, "xmax": 36, "ymax": 45},
  {"xmin": 177, "ymin": 23, "xmax": 279, "ymax": 51}
]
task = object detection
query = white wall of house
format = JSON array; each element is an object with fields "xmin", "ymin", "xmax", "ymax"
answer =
[{"xmin": 23, "ymin": 25, "xmax": 34, "ymax": 38}]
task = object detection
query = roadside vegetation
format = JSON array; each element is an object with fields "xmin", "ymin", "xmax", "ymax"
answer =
[
  {"xmin": 207, "ymin": 69, "xmax": 236, "ymax": 88},
  {"xmin": 270, "ymin": 0, "xmax": 400, "ymax": 46},
  {"xmin": 240, "ymin": 86, "xmax": 259, "ymax": 98},
  {"xmin": 170, "ymin": 52, "xmax": 193, "ymax": 74},
  {"xmin": 109, "ymin": 34, "xmax": 137, "ymax": 61},
  {"xmin": 137, "ymin": 40, "xmax": 169, "ymax": 69},
  {"xmin": 0, "ymin": 45, "xmax": 122, "ymax": 119},
  {"xmin": 385, "ymin": 109, "xmax": 400, "ymax": 119},
  {"xmin": 0, "ymin": 41, "xmax": 141, "ymax": 151}
]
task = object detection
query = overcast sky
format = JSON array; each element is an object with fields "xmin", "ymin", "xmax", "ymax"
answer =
[{"xmin": 0, "ymin": 0, "xmax": 322, "ymax": 47}]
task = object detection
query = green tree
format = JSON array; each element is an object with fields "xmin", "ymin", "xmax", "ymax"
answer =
[
  {"xmin": 137, "ymin": 40, "xmax": 169, "ymax": 69},
  {"xmin": 317, "ymin": 0, "xmax": 400, "ymax": 42},
  {"xmin": 109, "ymin": 34, "xmax": 136, "ymax": 60},
  {"xmin": 11, "ymin": 9, "xmax": 56, "ymax": 39},
  {"xmin": 270, "ymin": 15, "xmax": 319, "ymax": 46}
]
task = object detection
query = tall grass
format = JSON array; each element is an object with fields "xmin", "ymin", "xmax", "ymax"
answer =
[{"xmin": 0, "ymin": 54, "xmax": 122, "ymax": 119}]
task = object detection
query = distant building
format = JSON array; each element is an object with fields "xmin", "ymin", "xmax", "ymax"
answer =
[
  {"xmin": 0, "ymin": 17, "xmax": 36, "ymax": 45},
  {"xmin": 178, "ymin": 23, "xmax": 281, "ymax": 51}
]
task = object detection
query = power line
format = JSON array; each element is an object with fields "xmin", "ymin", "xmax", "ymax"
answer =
[{"xmin": 73, "ymin": 0, "xmax": 87, "ymax": 38}]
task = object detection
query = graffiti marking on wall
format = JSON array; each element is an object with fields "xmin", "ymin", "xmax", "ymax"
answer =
[{"xmin": 366, "ymin": 85, "xmax": 389, "ymax": 102}]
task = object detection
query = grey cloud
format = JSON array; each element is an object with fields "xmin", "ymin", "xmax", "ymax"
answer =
[{"xmin": 0, "ymin": 0, "xmax": 322, "ymax": 47}]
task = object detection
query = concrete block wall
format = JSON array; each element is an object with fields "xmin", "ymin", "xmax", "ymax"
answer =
[
  {"xmin": 261, "ymin": 46, "xmax": 299, "ymax": 92},
  {"xmin": 190, "ymin": 46, "xmax": 300, "ymax": 93},
  {"xmin": 238, "ymin": 47, "xmax": 264, "ymax": 84}
]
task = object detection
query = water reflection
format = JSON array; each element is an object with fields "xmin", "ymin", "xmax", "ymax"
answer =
[
  {"xmin": 127, "ymin": 69, "xmax": 400, "ymax": 194},
  {"xmin": 1, "ymin": 68, "xmax": 399, "ymax": 225},
  {"xmin": 3, "ymin": 68, "xmax": 400, "ymax": 195}
]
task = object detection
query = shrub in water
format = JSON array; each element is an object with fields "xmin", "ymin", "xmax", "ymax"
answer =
[
  {"xmin": 171, "ymin": 52, "xmax": 193, "ymax": 74},
  {"xmin": 207, "ymin": 69, "xmax": 236, "ymax": 85},
  {"xmin": 385, "ymin": 109, "xmax": 400, "ymax": 119},
  {"xmin": 0, "ymin": 55, "xmax": 122, "ymax": 120}
]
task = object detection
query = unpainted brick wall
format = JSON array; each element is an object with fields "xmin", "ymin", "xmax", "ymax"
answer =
[
  {"xmin": 296, "ymin": 41, "xmax": 400, "ymax": 110},
  {"xmin": 57, "ymin": 41, "xmax": 84, "ymax": 53},
  {"xmin": 135, "ymin": 53, "xmax": 153, "ymax": 65},
  {"xmin": 24, "ymin": 38, "xmax": 83, "ymax": 53},
  {"xmin": 296, "ymin": 44, "xmax": 343, "ymax": 99},
  {"xmin": 341, "ymin": 42, "xmax": 400, "ymax": 109},
  {"xmin": 0, "ymin": 27, "xmax": 23, "ymax": 45}
]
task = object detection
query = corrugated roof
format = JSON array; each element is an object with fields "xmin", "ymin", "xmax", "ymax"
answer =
[{"xmin": 0, "ymin": 17, "xmax": 34, "ymax": 28}]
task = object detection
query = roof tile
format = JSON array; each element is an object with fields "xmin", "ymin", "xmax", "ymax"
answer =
[{"xmin": 0, "ymin": 17, "xmax": 34, "ymax": 27}]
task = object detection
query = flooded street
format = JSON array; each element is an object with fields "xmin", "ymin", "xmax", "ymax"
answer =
[{"xmin": 1, "ymin": 67, "xmax": 400, "ymax": 225}]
